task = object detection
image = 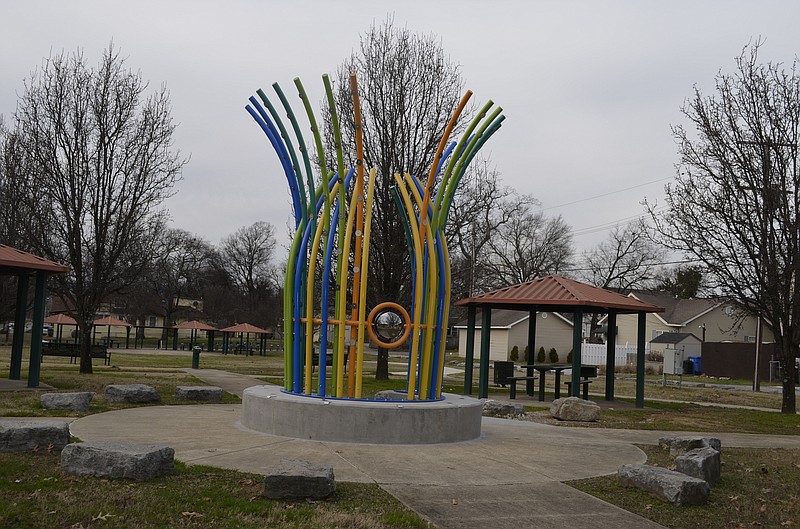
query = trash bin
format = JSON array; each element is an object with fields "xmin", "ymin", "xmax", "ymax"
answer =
[
  {"xmin": 191, "ymin": 346, "xmax": 201, "ymax": 369},
  {"xmin": 493, "ymin": 361, "xmax": 514, "ymax": 387},
  {"xmin": 687, "ymin": 356, "xmax": 702, "ymax": 375},
  {"xmin": 682, "ymin": 359, "xmax": 694, "ymax": 376}
]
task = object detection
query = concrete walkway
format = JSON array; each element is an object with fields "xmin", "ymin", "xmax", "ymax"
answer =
[{"xmin": 66, "ymin": 369, "xmax": 800, "ymax": 529}]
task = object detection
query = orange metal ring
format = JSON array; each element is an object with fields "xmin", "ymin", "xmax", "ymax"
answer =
[{"xmin": 366, "ymin": 302, "xmax": 411, "ymax": 349}]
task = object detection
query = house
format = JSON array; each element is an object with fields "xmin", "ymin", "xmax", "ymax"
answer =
[
  {"xmin": 455, "ymin": 308, "xmax": 574, "ymax": 363},
  {"xmin": 609, "ymin": 292, "xmax": 775, "ymax": 346}
]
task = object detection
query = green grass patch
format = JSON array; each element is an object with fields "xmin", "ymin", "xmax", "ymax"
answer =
[
  {"xmin": 0, "ymin": 452, "xmax": 430, "ymax": 529},
  {"xmin": 568, "ymin": 445, "xmax": 800, "ymax": 529}
]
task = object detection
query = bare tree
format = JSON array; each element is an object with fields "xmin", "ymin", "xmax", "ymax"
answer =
[
  {"xmin": 330, "ymin": 17, "xmax": 468, "ymax": 378},
  {"xmin": 146, "ymin": 227, "xmax": 216, "ymax": 338},
  {"xmin": 446, "ymin": 160, "xmax": 536, "ymax": 297},
  {"xmin": 220, "ymin": 221, "xmax": 278, "ymax": 300},
  {"xmin": 11, "ymin": 44, "xmax": 186, "ymax": 373},
  {"xmin": 485, "ymin": 206, "xmax": 573, "ymax": 286},
  {"xmin": 649, "ymin": 42, "xmax": 800, "ymax": 413},
  {"xmin": 579, "ymin": 221, "xmax": 665, "ymax": 291},
  {"xmin": 578, "ymin": 221, "xmax": 666, "ymax": 340},
  {"xmin": 333, "ymin": 16, "xmax": 467, "ymax": 310}
]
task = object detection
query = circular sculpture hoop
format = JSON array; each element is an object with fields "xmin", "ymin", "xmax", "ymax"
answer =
[{"xmin": 367, "ymin": 302, "xmax": 411, "ymax": 349}]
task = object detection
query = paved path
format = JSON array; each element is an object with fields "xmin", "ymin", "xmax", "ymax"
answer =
[{"xmin": 65, "ymin": 369, "xmax": 800, "ymax": 529}]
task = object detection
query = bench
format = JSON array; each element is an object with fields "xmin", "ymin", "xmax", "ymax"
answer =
[
  {"xmin": 41, "ymin": 343, "xmax": 111, "ymax": 366},
  {"xmin": 508, "ymin": 376, "xmax": 537, "ymax": 399},
  {"xmin": 564, "ymin": 365, "xmax": 598, "ymax": 399}
]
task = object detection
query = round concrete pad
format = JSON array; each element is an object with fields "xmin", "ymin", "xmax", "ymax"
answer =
[{"xmin": 241, "ymin": 385, "xmax": 483, "ymax": 443}]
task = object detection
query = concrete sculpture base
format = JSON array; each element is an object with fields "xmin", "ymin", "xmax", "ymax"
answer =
[{"xmin": 241, "ymin": 385, "xmax": 483, "ymax": 444}]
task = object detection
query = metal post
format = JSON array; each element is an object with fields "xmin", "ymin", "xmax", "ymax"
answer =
[
  {"xmin": 27, "ymin": 271, "xmax": 47, "ymax": 388},
  {"xmin": 10, "ymin": 273, "xmax": 29, "ymax": 380},
  {"xmin": 526, "ymin": 308, "xmax": 537, "ymax": 396},
  {"xmin": 570, "ymin": 308, "xmax": 583, "ymax": 397},
  {"xmin": 464, "ymin": 306, "xmax": 476, "ymax": 394},
  {"xmin": 478, "ymin": 308, "xmax": 491, "ymax": 399},
  {"xmin": 753, "ymin": 316, "xmax": 762, "ymax": 391},
  {"xmin": 636, "ymin": 312, "xmax": 646, "ymax": 408},
  {"xmin": 605, "ymin": 312, "xmax": 617, "ymax": 401}
]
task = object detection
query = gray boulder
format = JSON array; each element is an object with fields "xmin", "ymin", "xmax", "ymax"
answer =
[
  {"xmin": 658, "ymin": 435, "xmax": 721, "ymax": 457},
  {"xmin": 374, "ymin": 390, "xmax": 407, "ymax": 401},
  {"xmin": 104, "ymin": 384, "xmax": 160, "ymax": 404},
  {"xmin": 40, "ymin": 392, "xmax": 93, "ymax": 411},
  {"xmin": 618, "ymin": 464, "xmax": 710, "ymax": 506},
  {"xmin": 175, "ymin": 386, "xmax": 223, "ymax": 402},
  {"xmin": 550, "ymin": 396, "xmax": 600, "ymax": 422},
  {"xmin": 482, "ymin": 399, "xmax": 525, "ymax": 417},
  {"xmin": 0, "ymin": 420, "xmax": 71, "ymax": 452},
  {"xmin": 61, "ymin": 441, "xmax": 174, "ymax": 481},
  {"xmin": 676, "ymin": 446, "xmax": 721, "ymax": 485},
  {"xmin": 264, "ymin": 459, "xmax": 335, "ymax": 500}
]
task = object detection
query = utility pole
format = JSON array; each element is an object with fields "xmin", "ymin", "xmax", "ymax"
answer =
[{"xmin": 739, "ymin": 138, "xmax": 796, "ymax": 392}]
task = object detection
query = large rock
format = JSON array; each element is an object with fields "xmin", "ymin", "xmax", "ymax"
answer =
[
  {"xmin": 175, "ymin": 386, "xmax": 223, "ymax": 402},
  {"xmin": 104, "ymin": 384, "xmax": 160, "ymax": 404},
  {"xmin": 618, "ymin": 464, "xmax": 710, "ymax": 506},
  {"xmin": 550, "ymin": 396, "xmax": 600, "ymax": 422},
  {"xmin": 60, "ymin": 441, "xmax": 174, "ymax": 481},
  {"xmin": 482, "ymin": 399, "xmax": 525, "ymax": 417},
  {"xmin": 263, "ymin": 459, "xmax": 335, "ymax": 500},
  {"xmin": 0, "ymin": 420, "xmax": 71, "ymax": 452},
  {"xmin": 658, "ymin": 435, "xmax": 721, "ymax": 457},
  {"xmin": 676, "ymin": 446, "xmax": 721, "ymax": 485},
  {"xmin": 40, "ymin": 392, "xmax": 93, "ymax": 412}
]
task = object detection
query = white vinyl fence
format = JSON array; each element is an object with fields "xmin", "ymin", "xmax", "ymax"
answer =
[{"xmin": 580, "ymin": 343, "xmax": 647, "ymax": 366}]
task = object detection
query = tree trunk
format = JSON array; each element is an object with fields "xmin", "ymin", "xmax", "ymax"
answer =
[
  {"xmin": 375, "ymin": 347, "xmax": 389, "ymax": 380},
  {"xmin": 779, "ymin": 342, "xmax": 797, "ymax": 414},
  {"xmin": 79, "ymin": 325, "xmax": 93, "ymax": 374}
]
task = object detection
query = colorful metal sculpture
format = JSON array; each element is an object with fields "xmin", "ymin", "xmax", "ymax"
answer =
[{"xmin": 246, "ymin": 73, "xmax": 503, "ymax": 400}]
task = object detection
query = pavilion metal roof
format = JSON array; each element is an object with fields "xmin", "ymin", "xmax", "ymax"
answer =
[
  {"xmin": 0, "ymin": 244, "xmax": 69, "ymax": 274},
  {"xmin": 455, "ymin": 275, "xmax": 665, "ymax": 314}
]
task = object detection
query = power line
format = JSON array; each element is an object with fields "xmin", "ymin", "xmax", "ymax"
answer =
[
  {"xmin": 571, "ymin": 206, "xmax": 668, "ymax": 237},
  {"xmin": 541, "ymin": 176, "xmax": 672, "ymax": 212}
]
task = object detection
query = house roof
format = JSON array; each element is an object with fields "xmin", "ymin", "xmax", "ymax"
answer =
[
  {"xmin": 0, "ymin": 244, "xmax": 69, "ymax": 274},
  {"xmin": 650, "ymin": 332, "xmax": 701, "ymax": 344},
  {"xmin": 456, "ymin": 275, "xmax": 664, "ymax": 314},
  {"xmin": 630, "ymin": 292, "xmax": 721, "ymax": 325}
]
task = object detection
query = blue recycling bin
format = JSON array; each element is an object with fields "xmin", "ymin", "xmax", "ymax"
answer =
[{"xmin": 687, "ymin": 356, "xmax": 702, "ymax": 375}]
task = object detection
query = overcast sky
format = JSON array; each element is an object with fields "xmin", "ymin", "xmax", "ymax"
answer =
[{"xmin": 3, "ymin": 1, "xmax": 799, "ymax": 256}]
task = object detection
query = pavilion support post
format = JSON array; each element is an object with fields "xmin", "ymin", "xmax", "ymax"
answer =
[
  {"xmin": 636, "ymin": 311, "xmax": 646, "ymax": 408},
  {"xmin": 526, "ymin": 308, "xmax": 537, "ymax": 396},
  {"xmin": 605, "ymin": 312, "xmax": 617, "ymax": 401},
  {"xmin": 208, "ymin": 330, "xmax": 215, "ymax": 353},
  {"xmin": 463, "ymin": 306, "xmax": 476, "ymax": 395},
  {"xmin": 9, "ymin": 273, "xmax": 29, "ymax": 380},
  {"xmin": 125, "ymin": 327, "xmax": 131, "ymax": 349},
  {"xmin": 570, "ymin": 308, "xmax": 583, "ymax": 397},
  {"xmin": 478, "ymin": 308, "xmax": 491, "ymax": 399},
  {"xmin": 27, "ymin": 271, "xmax": 47, "ymax": 388},
  {"xmin": 172, "ymin": 326, "xmax": 179, "ymax": 350}
]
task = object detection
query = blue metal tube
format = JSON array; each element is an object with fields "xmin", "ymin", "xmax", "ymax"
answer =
[{"xmin": 245, "ymin": 102, "xmax": 302, "ymax": 226}]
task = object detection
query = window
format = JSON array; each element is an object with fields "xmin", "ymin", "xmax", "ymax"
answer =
[
  {"xmin": 744, "ymin": 335, "xmax": 756, "ymax": 343},
  {"xmin": 147, "ymin": 316, "xmax": 157, "ymax": 327},
  {"xmin": 652, "ymin": 329, "xmax": 668, "ymax": 339}
]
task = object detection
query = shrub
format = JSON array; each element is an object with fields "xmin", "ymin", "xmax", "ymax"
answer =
[
  {"xmin": 509, "ymin": 345, "xmax": 519, "ymax": 362},
  {"xmin": 566, "ymin": 349, "xmax": 573, "ymax": 364},
  {"xmin": 548, "ymin": 348, "xmax": 559, "ymax": 363},
  {"xmin": 537, "ymin": 346, "xmax": 546, "ymax": 363}
]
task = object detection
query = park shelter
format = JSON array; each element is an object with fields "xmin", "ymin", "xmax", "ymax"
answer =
[
  {"xmin": 455, "ymin": 275, "xmax": 664, "ymax": 407},
  {"xmin": 0, "ymin": 244, "xmax": 69, "ymax": 387},
  {"xmin": 173, "ymin": 320, "xmax": 218, "ymax": 351},
  {"xmin": 92, "ymin": 315, "xmax": 133, "ymax": 348},
  {"xmin": 220, "ymin": 322, "xmax": 269, "ymax": 355},
  {"xmin": 44, "ymin": 313, "xmax": 77, "ymax": 344}
]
